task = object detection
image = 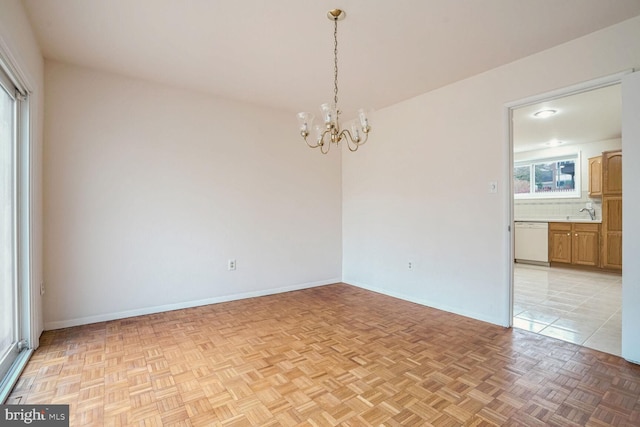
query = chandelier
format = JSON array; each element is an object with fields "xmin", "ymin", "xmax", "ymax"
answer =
[{"xmin": 297, "ymin": 9, "xmax": 371, "ymax": 154}]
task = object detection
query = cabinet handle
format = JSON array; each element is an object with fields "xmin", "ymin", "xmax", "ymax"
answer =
[
  {"xmin": 575, "ymin": 234, "xmax": 578, "ymax": 237},
  {"xmin": 567, "ymin": 233, "xmax": 570, "ymax": 236}
]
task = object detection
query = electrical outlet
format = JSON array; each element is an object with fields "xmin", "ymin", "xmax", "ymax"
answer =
[
  {"xmin": 408, "ymin": 261, "xmax": 413, "ymax": 270},
  {"xmin": 228, "ymin": 259, "xmax": 236, "ymax": 271}
]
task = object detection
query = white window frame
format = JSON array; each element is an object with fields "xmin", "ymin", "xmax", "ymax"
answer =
[
  {"xmin": 514, "ymin": 152, "xmax": 581, "ymax": 199},
  {"xmin": 0, "ymin": 39, "xmax": 34, "ymax": 404}
]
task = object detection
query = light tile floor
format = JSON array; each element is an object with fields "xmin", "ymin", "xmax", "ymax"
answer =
[{"xmin": 513, "ymin": 263, "xmax": 622, "ymax": 356}]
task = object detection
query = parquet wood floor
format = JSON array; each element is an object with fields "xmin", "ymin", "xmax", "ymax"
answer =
[{"xmin": 8, "ymin": 284, "xmax": 640, "ymax": 426}]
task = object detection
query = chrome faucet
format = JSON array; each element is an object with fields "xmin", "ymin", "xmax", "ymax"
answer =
[{"xmin": 579, "ymin": 207, "xmax": 596, "ymax": 220}]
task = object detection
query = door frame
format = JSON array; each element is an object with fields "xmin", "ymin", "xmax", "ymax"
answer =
[{"xmin": 504, "ymin": 70, "xmax": 632, "ymax": 328}]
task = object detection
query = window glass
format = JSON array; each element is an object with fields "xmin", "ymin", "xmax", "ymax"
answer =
[
  {"xmin": 513, "ymin": 165, "xmax": 530, "ymax": 194},
  {"xmin": 514, "ymin": 154, "xmax": 580, "ymax": 199}
]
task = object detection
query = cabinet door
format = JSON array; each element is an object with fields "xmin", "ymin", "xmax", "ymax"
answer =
[
  {"xmin": 572, "ymin": 230, "xmax": 599, "ymax": 266},
  {"xmin": 588, "ymin": 156, "xmax": 602, "ymax": 197},
  {"xmin": 602, "ymin": 196, "xmax": 622, "ymax": 270},
  {"xmin": 549, "ymin": 230, "xmax": 572, "ymax": 263},
  {"xmin": 603, "ymin": 150, "xmax": 622, "ymax": 195}
]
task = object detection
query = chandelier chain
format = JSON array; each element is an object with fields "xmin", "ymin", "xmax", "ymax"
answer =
[{"xmin": 333, "ymin": 17, "xmax": 339, "ymax": 108}]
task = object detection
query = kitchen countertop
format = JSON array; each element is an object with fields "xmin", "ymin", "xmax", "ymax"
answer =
[{"xmin": 515, "ymin": 217, "xmax": 602, "ymax": 224}]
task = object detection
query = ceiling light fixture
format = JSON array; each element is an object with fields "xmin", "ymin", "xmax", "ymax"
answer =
[
  {"xmin": 533, "ymin": 109, "xmax": 557, "ymax": 118},
  {"xmin": 545, "ymin": 139, "xmax": 564, "ymax": 147},
  {"xmin": 297, "ymin": 9, "xmax": 371, "ymax": 154}
]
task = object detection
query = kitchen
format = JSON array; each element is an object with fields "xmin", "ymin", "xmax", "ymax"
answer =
[{"xmin": 512, "ymin": 83, "xmax": 623, "ymax": 356}]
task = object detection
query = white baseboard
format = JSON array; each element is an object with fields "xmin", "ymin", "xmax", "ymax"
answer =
[
  {"xmin": 44, "ymin": 278, "xmax": 340, "ymax": 330},
  {"xmin": 343, "ymin": 279, "xmax": 506, "ymax": 327}
]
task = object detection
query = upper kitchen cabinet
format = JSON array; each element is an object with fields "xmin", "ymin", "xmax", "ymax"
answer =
[
  {"xmin": 589, "ymin": 150, "xmax": 621, "ymax": 197},
  {"xmin": 588, "ymin": 156, "xmax": 602, "ymax": 197},
  {"xmin": 602, "ymin": 150, "xmax": 622, "ymax": 195}
]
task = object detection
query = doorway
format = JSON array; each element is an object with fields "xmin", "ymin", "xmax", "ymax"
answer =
[{"xmin": 508, "ymin": 79, "xmax": 623, "ymax": 356}]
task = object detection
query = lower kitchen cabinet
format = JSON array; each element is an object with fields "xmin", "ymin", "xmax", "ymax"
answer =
[
  {"xmin": 549, "ymin": 223, "xmax": 572, "ymax": 263},
  {"xmin": 549, "ymin": 222, "xmax": 600, "ymax": 267},
  {"xmin": 602, "ymin": 196, "xmax": 622, "ymax": 270},
  {"xmin": 573, "ymin": 223, "xmax": 600, "ymax": 266}
]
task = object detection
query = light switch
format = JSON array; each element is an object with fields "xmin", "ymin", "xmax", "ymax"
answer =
[{"xmin": 488, "ymin": 181, "xmax": 498, "ymax": 194}]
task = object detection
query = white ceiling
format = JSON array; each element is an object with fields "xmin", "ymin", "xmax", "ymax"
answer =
[
  {"xmin": 513, "ymin": 84, "xmax": 622, "ymax": 153},
  {"xmin": 21, "ymin": 0, "xmax": 640, "ymax": 121}
]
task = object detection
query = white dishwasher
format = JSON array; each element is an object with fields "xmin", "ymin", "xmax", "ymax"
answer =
[{"xmin": 515, "ymin": 222, "xmax": 549, "ymax": 264}]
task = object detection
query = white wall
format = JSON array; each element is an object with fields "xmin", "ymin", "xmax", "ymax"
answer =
[
  {"xmin": 622, "ymin": 71, "xmax": 640, "ymax": 364},
  {"xmin": 0, "ymin": 0, "xmax": 45, "ymax": 345},
  {"xmin": 342, "ymin": 16, "xmax": 640, "ymax": 329},
  {"xmin": 43, "ymin": 62, "xmax": 342, "ymax": 329}
]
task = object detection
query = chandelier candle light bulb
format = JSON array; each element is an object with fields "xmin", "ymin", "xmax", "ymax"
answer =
[{"xmin": 297, "ymin": 9, "xmax": 372, "ymax": 154}]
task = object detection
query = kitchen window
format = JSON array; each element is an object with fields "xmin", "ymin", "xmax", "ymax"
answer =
[{"xmin": 514, "ymin": 153, "xmax": 581, "ymax": 199}]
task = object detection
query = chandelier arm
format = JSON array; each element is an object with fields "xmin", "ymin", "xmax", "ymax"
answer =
[
  {"xmin": 339, "ymin": 129, "xmax": 359, "ymax": 152},
  {"xmin": 303, "ymin": 127, "xmax": 334, "ymax": 149},
  {"xmin": 320, "ymin": 139, "xmax": 331, "ymax": 154},
  {"xmin": 356, "ymin": 130, "xmax": 369, "ymax": 146},
  {"xmin": 303, "ymin": 135, "xmax": 321, "ymax": 149},
  {"xmin": 319, "ymin": 128, "xmax": 333, "ymax": 153}
]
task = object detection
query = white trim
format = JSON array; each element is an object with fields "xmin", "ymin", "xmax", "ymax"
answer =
[
  {"xmin": 504, "ymin": 70, "xmax": 633, "ymax": 110},
  {"xmin": 44, "ymin": 278, "xmax": 341, "ymax": 330},
  {"xmin": 18, "ymin": 95, "xmax": 34, "ymax": 348},
  {"xmin": 25, "ymin": 90, "xmax": 39, "ymax": 349},
  {"xmin": 344, "ymin": 280, "xmax": 508, "ymax": 327},
  {"xmin": 0, "ymin": 35, "xmax": 32, "ymax": 95},
  {"xmin": 505, "ymin": 70, "xmax": 632, "ymax": 336},
  {"xmin": 621, "ymin": 71, "xmax": 640, "ymax": 365},
  {"xmin": 504, "ymin": 105, "xmax": 514, "ymax": 327},
  {"xmin": 0, "ymin": 349, "xmax": 32, "ymax": 404}
]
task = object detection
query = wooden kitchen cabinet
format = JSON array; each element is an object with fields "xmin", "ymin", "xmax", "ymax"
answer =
[
  {"xmin": 602, "ymin": 150, "xmax": 622, "ymax": 195},
  {"xmin": 549, "ymin": 222, "xmax": 600, "ymax": 267},
  {"xmin": 602, "ymin": 196, "xmax": 622, "ymax": 271},
  {"xmin": 588, "ymin": 156, "xmax": 602, "ymax": 197},
  {"xmin": 601, "ymin": 149, "xmax": 622, "ymax": 271},
  {"xmin": 549, "ymin": 223, "xmax": 572, "ymax": 264},
  {"xmin": 589, "ymin": 150, "xmax": 621, "ymax": 197},
  {"xmin": 548, "ymin": 149, "xmax": 620, "ymax": 271},
  {"xmin": 572, "ymin": 223, "xmax": 600, "ymax": 267}
]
